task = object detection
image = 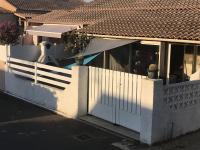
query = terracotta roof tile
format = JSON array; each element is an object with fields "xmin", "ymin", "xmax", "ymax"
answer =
[
  {"xmin": 0, "ymin": 7, "xmax": 11, "ymax": 14},
  {"xmin": 31, "ymin": 0, "xmax": 200, "ymax": 41},
  {"xmin": 8, "ymin": 0, "xmax": 84, "ymax": 11}
]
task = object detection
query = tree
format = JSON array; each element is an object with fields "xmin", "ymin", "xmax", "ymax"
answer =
[{"xmin": 0, "ymin": 21, "xmax": 20, "ymax": 45}]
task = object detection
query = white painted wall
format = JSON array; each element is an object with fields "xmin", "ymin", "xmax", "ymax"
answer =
[
  {"xmin": 10, "ymin": 42, "xmax": 69, "ymax": 64},
  {"xmin": 53, "ymin": 43, "xmax": 67, "ymax": 60},
  {"xmin": 0, "ymin": 45, "xmax": 7, "ymax": 61},
  {"xmin": 10, "ymin": 44, "xmax": 40, "ymax": 62},
  {"xmin": 4, "ymin": 44, "xmax": 200, "ymax": 145},
  {"xmin": 0, "ymin": 14, "xmax": 16, "ymax": 22},
  {"xmin": 140, "ymin": 79, "xmax": 200, "ymax": 145},
  {"xmin": 162, "ymin": 80, "xmax": 200, "ymax": 138},
  {"xmin": 0, "ymin": 45, "xmax": 7, "ymax": 91},
  {"xmin": 5, "ymin": 65, "xmax": 88, "ymax": 118}
]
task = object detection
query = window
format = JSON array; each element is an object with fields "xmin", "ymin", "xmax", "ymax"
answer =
[
  {"xmin": 132, "ymin": 45, "xmax": 159, "ymax": 75},
  {"xmin": 184, "ymin": 46, "xmax": 194, "ymax": 77},
  {"xmin": 196, "ymin": 47, "xmax": 200, "ymax": 71}
]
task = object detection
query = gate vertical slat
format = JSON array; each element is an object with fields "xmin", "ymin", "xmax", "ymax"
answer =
[
  {"xmin": 102, "ymin": 69, "xmax": 106, "ymax": 105},
  {"xmin": 98, "ymin": 68, "xmax": 102, "ymax": 105},
  {"xmin": 88, "ymin": 67, "xmax": 92, "ymax": 113},
  {"xmin": 116, "ymin": 71, "xmax": 121, "ymax": 124},
  {"xmin": 119, "ymin": 72, "xmax": 125, "ymax": 110},
  {"xmin": 124, "ymin": 73, "xmax": 129, "ymax": 111},
  {"xmin": 128, "ymin": 73, "xmax": 133, "ymax": 113},
  {"xmin": 108, "ymin": 70, "xmax": 113, "ymax": 107},
  {"xmin": 137, "ymin": 75, "xmax": 142, "ymax": 115},
  {"xmin": 94, "ymin": 67, "xmax": 99, "ymax": 107},
  {"xmin": 112, "ymin": 70, "xmax": 117, "ymax": 123},
  {"xmin": 132, "ymin": 74, "xmax": 137, "ymax": 114},
  {"xmin": 105, "ymin": 69, "xmax": 110, "ymax": 106},
  {"xmin": 89, "ymin": 67, "xmax": 95, "ymax": 113}
]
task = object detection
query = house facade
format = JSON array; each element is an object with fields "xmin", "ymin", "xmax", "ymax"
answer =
[
  {"xmin": 0, "ymin": 0, "xmax": 200, "ymax": 145},
  {"xmin": 0, "ymin": 8, "xmax": 17, "ymax": 22},
  {"xmin": 0, "ymin": 0, "xmax": 84, "ymax": 45}
]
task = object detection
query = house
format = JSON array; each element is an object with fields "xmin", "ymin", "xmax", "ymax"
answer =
[
  {"xmin": 0, "ymin": 0, "xmax": 85, "ymax": 62},
  {"xmin": 2, "ymin": 0, "xmax": 200, "ymax": 145},
  {"xmin": 0, "ymin": 7, "xmax": 17, "ymax": 22},
  {"xmin": 29, "ymin": 0, "xmax": 200, "ymax": 82},
  {"xmin": 0, "ymin": 0, "xmax": 84, "ymax": 29}
]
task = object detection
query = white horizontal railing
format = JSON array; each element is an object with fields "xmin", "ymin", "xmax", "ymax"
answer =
[{"xmin": 7, "ymin": 57, "xmax": 72, "ymax": 89}]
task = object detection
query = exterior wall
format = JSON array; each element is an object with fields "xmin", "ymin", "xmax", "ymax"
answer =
[
  {"xmin": 53, "ymin": 43, "xmax": 67, "ymax": 60},
  {"xmin": 0, "ymin": 0, "xmax": 17, "ymax": 12},
  {"xmin": 140, "ymin": 79, "xmax": 200, "ymax": 145},
  {"xmin": 4, "ymin": 65, "xmax": 88, "ymax": 118},
  {"xmin": 0, "ymin": 45, "xmax": 7, "ymax": 62},
  {"xmin": 5, "ymin": 73, "xmax": 70, "ymax": 115},
  {"xmin": 0, "ymin": 45, "xmax": 7, "ymax": 91},
  {"xmin": 0, "ymin": 45, "xmax": 88, "ymax": 118},
  {"xmin": 0, "ymin": 13, "xmax": 17, "ymax": 22},
  {"xmin": 163, "ymin": 81, "xmax": 200, "ymax": 138},
  {"xmin": 2, "ymin": 44, "xmax": 200, "ymax": 145},
  {"xmin": 22, "ymin": 34, "xmax": 34, "ymax": 45},
  {"xmin": 10, "ymin": 44, "xmax": 41, "ymax": 61}
]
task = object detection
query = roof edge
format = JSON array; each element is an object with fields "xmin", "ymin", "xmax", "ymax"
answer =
[
  {"xmin": 0, "ymin": 0, "xmax": 17, "ymax": 12},
  {"xmin": 87, "ymin": 34, "xmax": 200, "ymax": 44}
]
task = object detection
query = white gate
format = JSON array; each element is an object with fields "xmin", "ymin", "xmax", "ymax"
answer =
[{"xmin": 88, "ymin": 67, "xmax": 144, "ymax": 132}]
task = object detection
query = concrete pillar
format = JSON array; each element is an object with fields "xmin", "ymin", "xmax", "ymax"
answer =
[
  {"xmin": 66, "ymin": 66, "xmax": 89, "ymax": 118},
  {"xmin": 0, "ymin": 45, "xmax": 8, "ymax": 92},
  {"xmin": 140, "ymin": 78, "xmax": 164, "ymax": 145}
]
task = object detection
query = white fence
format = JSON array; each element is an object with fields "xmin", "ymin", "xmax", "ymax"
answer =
[
  {"xmin": 88, "ymin": 67, "xmax": 146, "ymax": 132},
  {"xmin": 163, "ymin": 81, "xmax": 200, "ymax": 111},
  {"xmin": 7, "ymin": 57, "xmax": 72, "ymax": 89},
  {"xmin": 3, "ymin": 46, "xmax": 200, "ymax": 145},
  {"xmin": 162, "ymin": 80, "xmax": 200, "ymax": 137},
  {"xmin": 5, "ymin": 57, "xmax": 77, "ymax": 117},
  {"xmin": 140, "ymin": 79, "xmax": 200, "ymax": 145}
]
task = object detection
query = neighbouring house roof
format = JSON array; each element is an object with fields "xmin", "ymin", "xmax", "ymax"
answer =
[
  {"xmin": 14, "ymin": 10, "xmax": 47, "ymax": 19},
  {"xmin": 7, "ymin": 0, "xmax": 84, "ymax": 12},
  {"xmin": 0, "ymin": 7, "xmax": 11, "ymax": 14},
  {"xmin": 26, "ymin": 24, "xmax": 78, "ymax": 38},
  {"xmin": 30, "ymin": 0, "xmax": 200, "ymax": 42},
  {"xmin": 0, "ymin": 0, "xmax": 84, "ymax": 19}
]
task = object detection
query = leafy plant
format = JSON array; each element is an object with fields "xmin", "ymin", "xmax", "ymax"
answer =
[
  {"xmin": 62, "ymin": 31, "xmax": 92, "ymax": 55},
  {"xmin": 0, "ymin": 21, "xmax": 20, "ymax": 45}
]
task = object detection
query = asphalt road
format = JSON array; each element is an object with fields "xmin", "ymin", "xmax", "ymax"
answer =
[
  {"xmin": 1, "ymin": 92, "xmax": 200, "ymax": 150},
  {"xmin": 0, "ymin": 92, "xmax": 123, "ymax": 150}
]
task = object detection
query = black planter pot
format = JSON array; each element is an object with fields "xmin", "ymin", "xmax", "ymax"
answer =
[{"xmin": 148, "ymin": 70, "xmax": 158, "ymax": 79}]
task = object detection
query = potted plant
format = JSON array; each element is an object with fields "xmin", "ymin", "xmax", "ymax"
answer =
[
  {"xmin": 75, "ymin": 55, "xmax": 84, "ymax": 65},
  {"xmin": 62, "ymin": 31, "xmax": 93, "ymax": 55},
  {"xmin": 148, "ymin": 64, "xmax": 158, "ymax": 79}
]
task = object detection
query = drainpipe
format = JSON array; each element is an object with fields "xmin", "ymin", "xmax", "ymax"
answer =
[{"xmin": 192, "ymin": 46, "xmax": 198, "ymax": 73}]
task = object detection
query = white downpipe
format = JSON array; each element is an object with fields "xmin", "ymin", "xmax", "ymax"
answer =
[{"xmin": 167, "ymin": 44, "xmax": 172, "ymax": 84}]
